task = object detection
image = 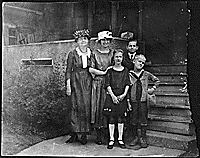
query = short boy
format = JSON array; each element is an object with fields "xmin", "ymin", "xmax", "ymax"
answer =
[{"xmin": 127, "ymin": 54, "xmax": 160, "ymax": 148}]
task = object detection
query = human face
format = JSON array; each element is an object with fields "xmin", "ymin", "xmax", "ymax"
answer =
[
  {"xmin": 126, "ymin": 41, "xmax": 138, "ymax": 53},
  {"xmin": 100, "ymin": 38, "xmax": 111, "ymax": 48},
  {"xmin": 114, "ymin": 51, "xmax": 123, "ymax": 65},
  {"xmin": 77, "ymin": 36, "xmax": 89, "ymax": 47},
  {"xmin": 134, "ymin": 58, "xmax": 145, "ymax": 70}
]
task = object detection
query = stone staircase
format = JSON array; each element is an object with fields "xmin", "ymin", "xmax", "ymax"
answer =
[{"xmin": 145, "ymin": 64, "xmax": 197, "ymax": 151}]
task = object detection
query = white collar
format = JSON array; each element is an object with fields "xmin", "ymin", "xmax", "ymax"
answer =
[{"xmin": 76, "ymin": 47, "xmax": 91, "ymax": 58}]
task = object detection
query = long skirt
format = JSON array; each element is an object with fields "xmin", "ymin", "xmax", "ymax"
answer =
[
  {"xmin": 69, "ymin": 69, "xmax": 92, "ymax": 133},
  {"xmin": 91, "ymin": 76, "xmax": 108, "ymax": 128}
]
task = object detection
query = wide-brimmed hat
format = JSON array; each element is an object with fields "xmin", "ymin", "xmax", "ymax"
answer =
[{"xmin": 97, "ymin": 31, "xmax": 113, "ymax": 41}]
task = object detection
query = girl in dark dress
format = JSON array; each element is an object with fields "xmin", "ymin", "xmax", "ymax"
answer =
[
  {"xmin": 65, "ymin": 29, "xmax": 92, "ymax": 145},
  {"xmin": 104, "ymin": 49, "xmax": 131, "ymax": 149}
]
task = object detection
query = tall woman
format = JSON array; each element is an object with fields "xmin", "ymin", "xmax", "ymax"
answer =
[
  {"xmin": 89, "ymin": 31, "xmax": 114, "ymax": 145},
  {"xmin": 65, "ymin": 29, "xmax": 92, "ymax": 145}
]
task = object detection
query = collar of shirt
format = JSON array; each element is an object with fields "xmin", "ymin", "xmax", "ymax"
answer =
[{"xmin": 128, "ymin": 52, "xmax": 136, "ymax": 60}]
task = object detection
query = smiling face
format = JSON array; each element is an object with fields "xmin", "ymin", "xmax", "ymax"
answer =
[
  {"xmin": 113, "ymin": 50, "xmax": 123, "ymax": 65},
  {"xmin": 126, "ymin": 41, "xmax": 139, "ymax": 53},
  {"xmin": 77, "ymin": 36, "xmax": 89, "ymax": 47},
  {"xmin": 99, "ymin": 38, "xmax": 111, "ymax": 48},
  {"xmin": 134, "ymin": 58, "xmax": 145, "ymax": 70}
]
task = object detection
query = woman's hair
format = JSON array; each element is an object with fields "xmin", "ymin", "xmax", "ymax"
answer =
[
  {"xmin": 73, "ymin": 29, "xmax": 91, "ymax": 42},
  {"xmin": 111, "ymin": 49, "xmax": 124, "ymax": 65}
]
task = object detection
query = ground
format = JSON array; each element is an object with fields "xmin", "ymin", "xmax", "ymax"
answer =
[
  {"xmin": 1, "ymin": 123, "xmax": 44, "ymax": 156},
  {"xmin": 1, "ymin": 122, "xmax": 199, "ymax": 157}
]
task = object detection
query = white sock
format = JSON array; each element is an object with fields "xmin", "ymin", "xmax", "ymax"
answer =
[
  {"xmin": 109, "ymin": 124, "xmax": 115, "ymax": 141},
  {"xmin": 118, "ymin": 123, "xmax": 124, "ymax": 142}
]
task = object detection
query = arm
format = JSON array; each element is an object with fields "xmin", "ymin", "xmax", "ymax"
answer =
[
  {"xmin": 148, "ymin": 72, "xmax": 160, "ymax": 94},
  {"xmin": 107, "ymin": 86, "xmax": 119, "ymax": 104},
  {"xmin": 89, "ymin": 67, "xmax": 111, "ymax": 75},
  {"xmin": 65, "ymin": 52, "xmax": 73, "ymax": 96},
  {"xmin": 89, "ymin": 52, "xmax": 112, "ymax": 75},
  {"xmin": 117, "ymin": 85, "xmax": 130, "ymax": 101}
]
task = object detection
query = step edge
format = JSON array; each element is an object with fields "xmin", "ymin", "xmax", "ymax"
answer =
[{"xmin": 147, "ymin": 130, "xmax": 196, "ymax": 141}]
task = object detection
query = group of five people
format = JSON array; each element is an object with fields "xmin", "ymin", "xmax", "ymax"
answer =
[{"xmin": 65, "ymin": 29, "xmax": 160, "ymax": 150}]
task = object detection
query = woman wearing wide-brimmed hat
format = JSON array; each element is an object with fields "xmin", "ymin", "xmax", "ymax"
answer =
[
  {"xmin": 89, "ymin": 30, "xmax": 114, "ymax": 145},
  {"xmin": 65, "ymin": 29, "xmax": 93, "ymax": 145}
]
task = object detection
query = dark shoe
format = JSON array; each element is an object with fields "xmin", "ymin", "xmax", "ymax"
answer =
[
  {"xmin": 140, "ymin": 137, "xmax": 148, "ymax": 148},
  {"xmin": 107, "ymin": 140, "xmax": 114, "ymax": 149},
  {"xmin": 65, "ymin": 134, "xmax": 78, "ymax": 143},
  {"xmin": 140, "ymin": 126, "xmax": 148, "ymax": 148},
  {"xmin": 95, "ymin": 140, "xmax": 102, "ymax": 145},
  {"xmin": 79, "ymin": 134, "xmax": 87, "ymax": 145},
  {"xmin": 118, "ymin": 140, "xmax": 126, "ymax": 149},
  {"xmin": 129, "ymin": 136, "xmax": 139, "ymax": 146}
]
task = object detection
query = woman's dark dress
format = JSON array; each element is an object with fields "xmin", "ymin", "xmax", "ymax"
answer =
[
  {"xmin": 66, "ymin": 49, "xmax": 92, "ymax": 133},
  {"xmin": 104, "ymin": 67, "xmax": 131, "ymax": 116}
]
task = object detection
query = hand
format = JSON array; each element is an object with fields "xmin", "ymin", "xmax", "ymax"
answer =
[
  {"xmin": 127, "ymin": 101, "xmax": 132, "ymax": 111},
  {"xmin": 111, "ymin": 95, "xmax": 119, "ymax": 104},
  {"xmin": 148, "ymin": 88, "xmax": 155, "ymax": 95},
  {"xmin": 66, "ymin": 86, "xmax": 71, "ymax": 96},
  {"xmin": 105, "ymin": 66, "xmax": 113, "ymax": 73},
  {"xmin": 117, "ymin": 94, "xmax": 126, "ymax": 102}
]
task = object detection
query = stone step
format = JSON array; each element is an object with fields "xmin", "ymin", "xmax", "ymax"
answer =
[
  {"xmin": 151, "ymin": 72, "xmax": 187, "ymax": 83},
  {"xmin": 148, "ymin": 114, "xmax": 193, "ymax": 123},
  {"xmin": 149, "ymin": 103, "xmax": 190, "ymax": 109},
  {"xmin": 146, "ymin": 130, "xmax": 197, "ymax": 151},
  {"xmin": 149, "ymin": 107, "xmax": 191, "ymax": 117},
  {"xmin": 155, "ymin": 92, "xmax": 190, "ymax": 106},
  {"xmin": 149, "ymin": 82, "xmax": 186, "ymax": 92},
  {"xmin": 144, "ymin": 64, "xmax": 187, "ymax": 73},
  {"xmin": 147, "ymin": 120, "xmax": 196, "ymax": 135}
]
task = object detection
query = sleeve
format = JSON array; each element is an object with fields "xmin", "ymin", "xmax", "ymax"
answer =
[
  {"xmin": 90, "ymin": 52, "xmax": 96, "ymax": 68},
  {"xmin": 65, "ymin": 51, "xmax": 73, "ymax": 81},
  {"xmin": 148, "ymin": 72, "xmax": 160, "ymax": 87},
  {"xmin": 124, "ymin": 68, "xmax": 131, "ymax": 86},
  {"xmin": 104, "ymin": 69, "xmax": 111, "ymax": 89}
]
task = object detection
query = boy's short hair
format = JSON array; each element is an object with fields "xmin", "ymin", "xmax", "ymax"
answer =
[
  {"xmin": 134, "ymin": 54, "xmax": 146, "ymax": 62},
  {"xmin": 127, "ymin": 38, "xmax": 138, "ymax": 46}
]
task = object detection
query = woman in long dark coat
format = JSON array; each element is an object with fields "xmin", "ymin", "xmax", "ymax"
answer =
[{"xmin": 65, "ymin": 29, "xmax": 93, "ymax": 145}]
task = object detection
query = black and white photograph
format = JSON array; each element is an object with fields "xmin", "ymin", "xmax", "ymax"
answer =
[{"xmin": 2, "ymin": 1, "xmax": 200, "ymax": 157}]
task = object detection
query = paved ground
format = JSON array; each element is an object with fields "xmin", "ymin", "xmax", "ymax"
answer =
[{"xmin": 16, "ymin": 135, "xmax": 186, "ymax": 157}]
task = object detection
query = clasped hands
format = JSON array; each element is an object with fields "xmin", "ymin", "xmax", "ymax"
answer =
[{"xmin": 111, "ymin": 94, "xmax": 126, "ymax": 105}]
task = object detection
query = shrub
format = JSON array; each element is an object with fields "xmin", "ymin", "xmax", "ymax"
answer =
[{"xmin": 3, "ymin": 65, "xmax": 71, "ymax": 139}]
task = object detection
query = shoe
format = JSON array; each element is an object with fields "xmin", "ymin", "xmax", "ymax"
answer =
[
  {"xmin": 79, "ymin": 134, "xmax": 87, "ymax": 145},
  {"xmin": 129, "ymin": 136, "xmax": 139, "ymax": 146},
  {"xmin": 107, "ymin": 140, "xmax": 114, "ymax": 149},
  {"xmin": 95, "ymin": 140, "xmax": 102, "ymax": 145},
  {"xmin": 65, "ymin": 134, "xmax": 78, "ymax": 143},
  {"xmin": 140, "ymin": 137, "xmax": 148, "ymax": 148},
  {"xmin": 118, "ymin": 140, "xmax": 126, "ymax": 149}
]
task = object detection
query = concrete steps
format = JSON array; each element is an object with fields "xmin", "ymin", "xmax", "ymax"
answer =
[
  {"xmin": 145, "ymin": 64, "xmax": 197, "ymax": 152},
  {"xmin": 146, "ymin": 130, "xmax": 196, "ymax": 151}
]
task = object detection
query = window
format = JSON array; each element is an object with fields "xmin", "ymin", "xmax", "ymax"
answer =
[{"xmin": 21, "ymin": 58, "xmax": 53, "ymax": 66}]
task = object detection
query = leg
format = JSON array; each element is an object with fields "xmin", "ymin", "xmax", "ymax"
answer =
[
  {"xmin": 79, "ymin": 132, "xmax": 87, "ymax": 145},
  {"xmin": 128, "ymin": 124, "xmax": 139, "ymax": 146},
  {"xmin": 95, "ymin": 127, "xmax": 102, "ymax": 145},
  {"xmin": 107, "ymin": 123, "xmax": 115, "ymax": 149},
  {"xmin": 140, "ymin": 125, "xmax": 148, "ymax": 148},
  {"xmin": 117, "ymin": 122, "xmax": 126, "ymax": 149}
]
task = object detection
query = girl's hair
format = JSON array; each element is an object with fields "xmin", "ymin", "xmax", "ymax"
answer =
[{"xmin": 111, "ymin": 49, "xmax": 124, "ymax": 65}]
